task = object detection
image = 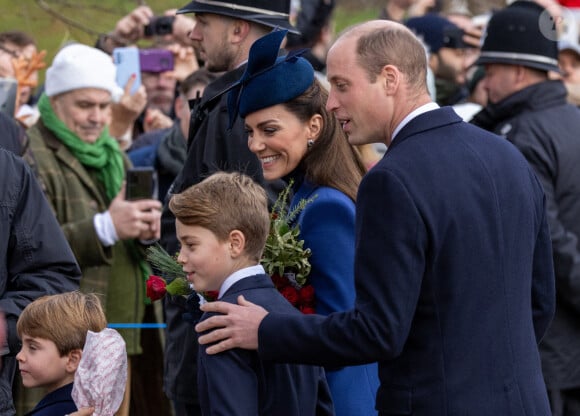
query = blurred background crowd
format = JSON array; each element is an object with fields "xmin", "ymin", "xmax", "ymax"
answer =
[{"xmin": 2, "ymin": 0, "xmax": 580, "ymax": 415}]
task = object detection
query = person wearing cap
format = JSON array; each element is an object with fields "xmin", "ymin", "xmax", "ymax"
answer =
[
  {"xmin": 471, "ymin": 3, "xmax": 580, "ymax": 412},
  {"xmin": 159, "ymin": 2, "xmax": 294, "ymax": 415},
  {"xmin": 405, "ymin": 13, "xmax": 471, "ymax": 105},
  {"xmin": 25, "ymin": 43, "xmax": 163, "ymax": 416},
  {"xmin": 195, "ymin": 18, "xmax": 556, "ymax": 415},
  {"xmin": 226, "ymin": 28, "xmax": 379, "ymax": 416}
]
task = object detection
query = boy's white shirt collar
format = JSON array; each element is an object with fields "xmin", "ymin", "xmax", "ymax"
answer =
[
  {"xmin": 391, "ymin": 102, "xmax": 440, "ymax": 144},
  {"xmin": 218, "ymin": 264, "xmax": 266, "ymax": 299}
]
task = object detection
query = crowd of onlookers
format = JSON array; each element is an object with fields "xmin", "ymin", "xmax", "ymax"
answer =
[{"xmin": 2, "ymin": 0, "xmax": 580, "ymax": 415}]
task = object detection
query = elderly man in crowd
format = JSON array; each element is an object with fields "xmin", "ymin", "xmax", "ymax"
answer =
[{"xmin": 25, "ymin": 43, "xmax": 164, "ymax": 416}]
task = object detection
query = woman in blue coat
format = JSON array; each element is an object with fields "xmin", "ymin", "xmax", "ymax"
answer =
[{"xmin": 227, "ymin": 29, "xmax": 380, "ymax": 415}]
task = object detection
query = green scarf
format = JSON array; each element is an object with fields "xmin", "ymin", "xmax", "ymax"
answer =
[{"xmin": 38, "ymin": 93, "xmax": 124, "ymax": 201}]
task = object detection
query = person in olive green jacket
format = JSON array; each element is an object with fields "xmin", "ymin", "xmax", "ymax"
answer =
[{"xmin": 25, "ymin": 43, "xmax": 162, "ymax": 416}]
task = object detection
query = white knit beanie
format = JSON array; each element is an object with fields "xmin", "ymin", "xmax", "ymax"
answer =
[{"xmin": 45, "ymin": 43, "xmax": 124, "ymax": 101}]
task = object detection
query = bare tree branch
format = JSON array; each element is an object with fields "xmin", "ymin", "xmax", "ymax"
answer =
[
  {"xmin": 35, "ymin": 0, "xmax": 103, "ymax": 37},
  {"xmin": 39, "ymin": 0, "xmax": 120, "ymax": 14}
]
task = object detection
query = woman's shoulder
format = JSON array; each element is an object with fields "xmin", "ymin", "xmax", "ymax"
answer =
[
  {"xmin": 297, "ymin": 185, "xmax": 355, "ymax": 225},
  {"xmin": 297, "ymin": 182, "xmax": 353, "ymax": 207}
]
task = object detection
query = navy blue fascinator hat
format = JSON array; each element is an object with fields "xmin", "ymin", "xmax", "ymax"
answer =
[{"xmin": 227, "ymin": 29, "xmax": 314, "ymax": 127}]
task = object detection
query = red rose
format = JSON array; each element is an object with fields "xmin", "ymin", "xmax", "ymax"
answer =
[
  {"xmin": 146, "ymin": 275, "xmax": 167, "ymax": 301},
  {"xmin": 299, "ymin": 285, "xmax": 315, "ymax": 304},
  {"xmin": 279, "ymin": 286, "xmax": 299, "ymax": 306},
  {"xmin": 271, "ymin": 273, "xmax": 289, "ymax": 289},
  {"xmin": 203, "ymin": 291, "xmax": 219, "ymax": 302},
  {"xmin": 300, "ymin": 305, "xmax": 316, "ymax": 314}
]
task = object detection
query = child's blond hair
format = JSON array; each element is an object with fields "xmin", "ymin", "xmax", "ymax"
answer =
[
  {"xmin": 169, "ymin": 171, "xmax": 270, "ymax": 262},
  {"xmin": 17, "ymin": 291, "xmax": 107, "ymax": 356}
]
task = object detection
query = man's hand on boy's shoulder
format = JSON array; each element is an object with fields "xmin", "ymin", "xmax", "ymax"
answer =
[{"xmin": 196, "ymin": 295, "xmax": 268, "ymax": 353}]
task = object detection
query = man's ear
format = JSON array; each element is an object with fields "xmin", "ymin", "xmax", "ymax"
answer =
[
  {"xmin": 231, "ymin": 20, "xmax": 251, "ymax": 42},
  {"xmin": 66, "ymin": 349, "xmax": 82, "ymax": 373},
  {"xmin": 228, "ymin": 229, "xmax": 246, "ymax": 257},
  {"xmin": 383, "ymin": 64, "xmax": 401, "ymax": 96},
  {"xmin": 428, "ymin": 54, "xmax": 439, "ymax": 74}
]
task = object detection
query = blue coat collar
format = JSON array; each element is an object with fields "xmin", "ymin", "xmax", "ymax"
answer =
[{"xmin": 388, "ymin": 107, "xmax": 463, "ymax": 153}]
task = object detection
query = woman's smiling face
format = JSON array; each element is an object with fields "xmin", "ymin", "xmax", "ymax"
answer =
[{"xmin": 245, "ymin": 104, "xmax": 319, "ymax": 181}]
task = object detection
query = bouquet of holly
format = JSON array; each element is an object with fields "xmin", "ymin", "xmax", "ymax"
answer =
[
  {"xmin": 145, "ymin": 244, "xmax": 219, "ymax": 303},
  {"xmin": 145, "ymin": 244, "xmax": 192, "ymax": 301},
  {"xmin": 261, "ymin": 181, "xmax": 317, "ymax": 314}
]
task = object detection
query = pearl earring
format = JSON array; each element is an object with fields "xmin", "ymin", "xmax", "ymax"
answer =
[{"xmin": 307, "ymin": 139, "xmax": 315, "ymax": 148}]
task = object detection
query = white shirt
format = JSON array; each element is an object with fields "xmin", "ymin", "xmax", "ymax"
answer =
[
  {"xmin": 218, "ymin": 264, "xmax": 266, "ymax": 299},
  {"xmin": 391, "ymin": 102, "xmax": 440, "ymax": 145}
]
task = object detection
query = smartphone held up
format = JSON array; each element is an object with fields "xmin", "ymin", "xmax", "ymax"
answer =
[
  {"xmin": 126, "ymin": 167, "xmax": 158, "ymax": 201},
  {"xmin": 0, "ymin": 78, "xmax": 18, "ymax": 117},
  {"xmin": 113, "ymin": 46, "xmax": 141, "ymax": 95}
]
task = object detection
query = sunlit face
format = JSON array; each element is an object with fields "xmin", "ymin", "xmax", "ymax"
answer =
[
  {"xmin": 176, "ymin": 220, "xmax": 235, "ymax": 294},
  {"xmin": 326, "ymin": 36, "xmax": 388, "ymax": 145},
  {"xmin": 50, "ymin": 88, "xmax": 112, "ymax": 143},
  {"xmin": 189, "ymin": 13, "xmax": 235, "ymax": 72},
  {"xmin": 559, "ymin": 50, "xmax": 580, "ymax": 84},
  {"xmin": 16, "ymin": 335, "xmax": 73, "ymax": 393},
  {"xmin": 141, "ymin": 71, "xmax": 177, "ymax": 116},
  {"xmin": 245, "ymin": 104, "xmax": 319, "ymax": 181},
  {"xmin": 482, "ymin": 63, "xmax": 519, "ymax": 104}
]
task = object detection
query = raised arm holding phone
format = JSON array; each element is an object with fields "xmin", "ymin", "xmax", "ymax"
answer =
[{"xmin": 25, "ymin": 43, "xmax": 164, "ymax": 415}]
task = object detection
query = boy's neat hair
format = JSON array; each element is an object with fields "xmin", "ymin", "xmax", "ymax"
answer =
[
  {"xmin": 17, "ymin": 291, "xmax": 107, "ymax": 356},
  {"xmin": 169, "ymin": 171, "xmax": 270, "ymax": 262}
]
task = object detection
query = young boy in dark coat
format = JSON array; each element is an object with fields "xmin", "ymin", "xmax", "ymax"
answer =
[{"xmin": 170, "ymin": 171, "xmax": 334, "ymax": 416}]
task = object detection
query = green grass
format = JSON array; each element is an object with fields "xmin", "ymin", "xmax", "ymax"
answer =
[
  {"xmin": 334, "ymin": 6, "xmax": 381, "ymax": 33},
  {"xmin": 1, "ymin": 0, "xmax": 178, "ymax": 66},
  {"xmin": 1, "ymin": 0, "xmax": 379, "ymax": 83}
]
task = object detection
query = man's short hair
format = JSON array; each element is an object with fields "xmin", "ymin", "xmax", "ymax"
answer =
[
  {"xmin": 0, "ymin": 31, "xmax": 36, "ymax": 48},
  {"xmin": 353, "ymin": 22, "xmax": 428, "ymax": 91}
]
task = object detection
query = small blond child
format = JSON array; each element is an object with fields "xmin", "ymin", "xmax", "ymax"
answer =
[
  {"xmin": 169, "ymin": 171, "xmax": 334, "ymax": 415},
  {"xmin": 16, "ymin": 291, "xmax": 106, "ymax": 416}
]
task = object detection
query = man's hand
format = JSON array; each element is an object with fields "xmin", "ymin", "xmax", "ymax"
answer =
[
  {"xmin": 113, "ymin": 5, "xmax": 155, "ymax": 45},
  {"xmin": 109, "ymin": 183, "xmax": 162, "ymax": 240},
  {"xmin": 164, "ymin": 43, "xmax": 199, "ymax": 82},
  {"xmin": 109, "ymin": 75, "xmax": 147, "ymax": 140},
  {"xmin": 163, "ymin": 9, "xmax": 197, "ymax": 48},
  {"xmin": 196, "ymin": 295, "xmax": 268, "ymax": 355},
  {"xmin": 143, "ymin": 108, "xmax": 173, "ymax": 132},
  {"xmin": 462, "ymin": 25, "xmax": 483, "ymax": 49}
]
